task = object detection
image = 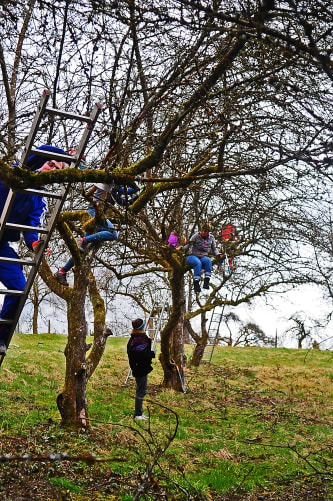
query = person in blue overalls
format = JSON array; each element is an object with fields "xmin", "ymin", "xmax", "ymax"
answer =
[
  {"xmin": 0, "ymin": 145, "xmax": 67, "ymax": 354},
  {"xmin": 54, "ymin": 181, "xmax": 140, "ymax": 286}
]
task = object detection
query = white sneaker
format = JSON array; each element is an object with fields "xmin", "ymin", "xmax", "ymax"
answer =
[
  {"xmin": 0, "ymin": 343, "xmax": 7, "ymax": 355},
  {"xmin": 135, "ymin": 414, "xmax": 148, "ymax": 421}
]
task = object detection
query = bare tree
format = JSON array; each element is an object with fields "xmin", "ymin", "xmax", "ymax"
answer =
[
  {"xmin": 285, "ymin": 313, "xmax": 317, "ymax": 349},
  {"xmin": 0, "ymin": 0, "xmax": 332, "ymax": 428}
]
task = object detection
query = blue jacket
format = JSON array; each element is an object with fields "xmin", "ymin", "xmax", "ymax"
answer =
[
  {"xmin": 0, "ymin": 184, "xmax": 47, "ymax": 248},
  {"xmin": 0, "ymin": 145, "xmax": 67, "ymax": 248}
]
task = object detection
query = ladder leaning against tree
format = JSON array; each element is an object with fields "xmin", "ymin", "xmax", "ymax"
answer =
[
  {"xmin": 201, "ymin": 303, "xmax": 226, "ymax": 364},
  {"xmin": 0, "ymin": 89, "xmax": 102, "ymax": 368}
]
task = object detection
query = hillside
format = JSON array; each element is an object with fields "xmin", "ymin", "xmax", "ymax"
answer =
[{"xmin": 0, "ymin": 334, "xmax": 332, "ymax": 500}]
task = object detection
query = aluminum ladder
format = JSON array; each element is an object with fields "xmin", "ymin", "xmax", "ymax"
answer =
[
  {"xmin": 125, "ymin": 300, "xmax": 169, "ymax": 384},
  {"xmin": 201, "ymin": 306, "xmax": 225, "ymax": 364},
  {"xmin": 0, "ymin": 89, "xmax": 102, "ymax": 367},
  {"xmin": 150, "ymin": 300, "xmax": 169, "ymax": 352}
]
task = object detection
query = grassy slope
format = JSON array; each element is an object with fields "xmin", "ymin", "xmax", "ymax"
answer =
[{"xmin": 0, "ymin": 333, "xmax": 332, "ymax": 500}]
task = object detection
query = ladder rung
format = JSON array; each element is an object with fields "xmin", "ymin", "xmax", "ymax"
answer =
[
  {"xmin": 0, "ymin": 318, "xmax": 13, "ymax": 325},
  {"xmin": 5, "ymin": 223, "xmax": 49, "ymax": 234},
  {"xmin": 45, "ymin": 107, "xmax": 91, "ymax": 123},
  {"xmin": 0, "ymin": 289, "xmax": 25, "ymax": 296},
  {"xmin": 0, "ymin": 257, "xmax": 36, "ymax": 266},
  {"xmin": 22, "ymin": 188, "xmax": 62, "ymax": 199},
  {"xmin": 28, "ymin": 148, "xmax": 75, "ymax": 165}
]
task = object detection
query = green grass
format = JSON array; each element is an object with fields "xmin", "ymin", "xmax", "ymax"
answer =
[
  {"xmin": 0, "ymin": 333, "xmax": 332, "ymax": 500},
  {"xmin": 49, "ymin": 477, "xmax": 82, "ymax": 493}
]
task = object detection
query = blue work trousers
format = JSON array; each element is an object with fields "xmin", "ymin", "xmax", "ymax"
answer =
[
  {"xmin": 186, "ymin": 255, "xmax": 212, "ymax": 280},
  {"xmin": 0, "ymin": 243, "xmax": 25, "ymax": 343},
  {"xmin": 63, "ymin": 210, "xmax": 118, "ymax": 273}
]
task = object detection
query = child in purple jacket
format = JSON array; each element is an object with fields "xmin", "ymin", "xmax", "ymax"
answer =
[{"xmin": 168, "ymin": 230, "xmax": 179, "ymax": 248}]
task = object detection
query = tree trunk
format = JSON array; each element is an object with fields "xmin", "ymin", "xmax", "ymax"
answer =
[
  {"xmin": 57, "ymin": 262, "xmax": 91, "ymax": 430},
  {"xmin": 298, "ymin": 330, "xmax": 307, "ymax": 349},
  {"xmin": 160, "ymin": 270, "xmax": 186, "ymax": 391},
  {"xmin": 32, "ymin": 282, "xmax": 38, "ymax": 334},
  {"xmin": 183, "ymin": 323, "xmax": 191, "ymax": 344},
  {"xmin": 190, "ymin": 312, "xmax": 209, "ymax": 367},
  {"xmin": 32, "ymin": 303, "xmax": 38, "ymax": 334},
  {"xmin": 191, "ymin": 343, "xmax": 206, "ymax": 367},
  {"xmin": 40, "ymin": 229, "xmax": 108, "ymax": 430}
]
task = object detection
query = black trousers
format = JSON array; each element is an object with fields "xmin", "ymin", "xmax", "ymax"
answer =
[{"xmin": 135, "ymin": 374, "xmax": 148, "ymax": 416}]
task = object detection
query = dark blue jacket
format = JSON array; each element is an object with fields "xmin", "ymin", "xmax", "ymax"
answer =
[
  {"xmin": 0, "ymin": 184, "xmax": 47, "ymax": 248},
  {"xmin": 127, "ymin": 330, "xmax": 155, "ymax": 377},
  {"xmin": 0, "ymin": 145, "xmax": 67, "ymax": 248}
]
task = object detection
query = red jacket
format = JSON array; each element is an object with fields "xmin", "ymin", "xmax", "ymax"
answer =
[{"xmin": 220, "ymin": 225, "xmax": 236, "ymax": 242}]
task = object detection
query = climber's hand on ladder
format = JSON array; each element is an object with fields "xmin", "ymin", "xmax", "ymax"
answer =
[{"xmin": 31, "ymin": 239, "xmax": 44, "ymax": 253}]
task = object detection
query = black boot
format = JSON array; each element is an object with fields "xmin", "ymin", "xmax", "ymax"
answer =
[
  {"xmin": 193, "ymin": 279, "xmax": 201, "ymax": 293},
  {"xmin": 55, "ymin": 271, "xmax": 69, "ymax": 287},
  {"xmin": 203, "ymin": 277, "xmax": 210, "ymax": 289}
]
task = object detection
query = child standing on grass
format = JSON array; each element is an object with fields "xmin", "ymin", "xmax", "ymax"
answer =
[{"xmin": 127, "ymin": 318, "xmax": 155, "ymax": 420}]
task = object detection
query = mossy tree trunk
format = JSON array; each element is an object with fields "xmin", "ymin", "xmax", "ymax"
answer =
[
  {"xmin": 159, "ymin": 266, "xmax": 186, "ymax": 391},
  {"xmin": 39, "ymin": 214, "xmax": 110, "ymax": 430},
  {"xmin": 56, "ymin": 259, "xmax": 91, "ymax": 429},
  {"xmin": 185, "ymin": 311, "xmax": 210, "ymax": 367}
]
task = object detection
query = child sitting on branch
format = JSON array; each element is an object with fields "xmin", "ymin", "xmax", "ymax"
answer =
[{"xmin": 182, "ymin": 222, "xmax": 222, "ymax": 293}]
